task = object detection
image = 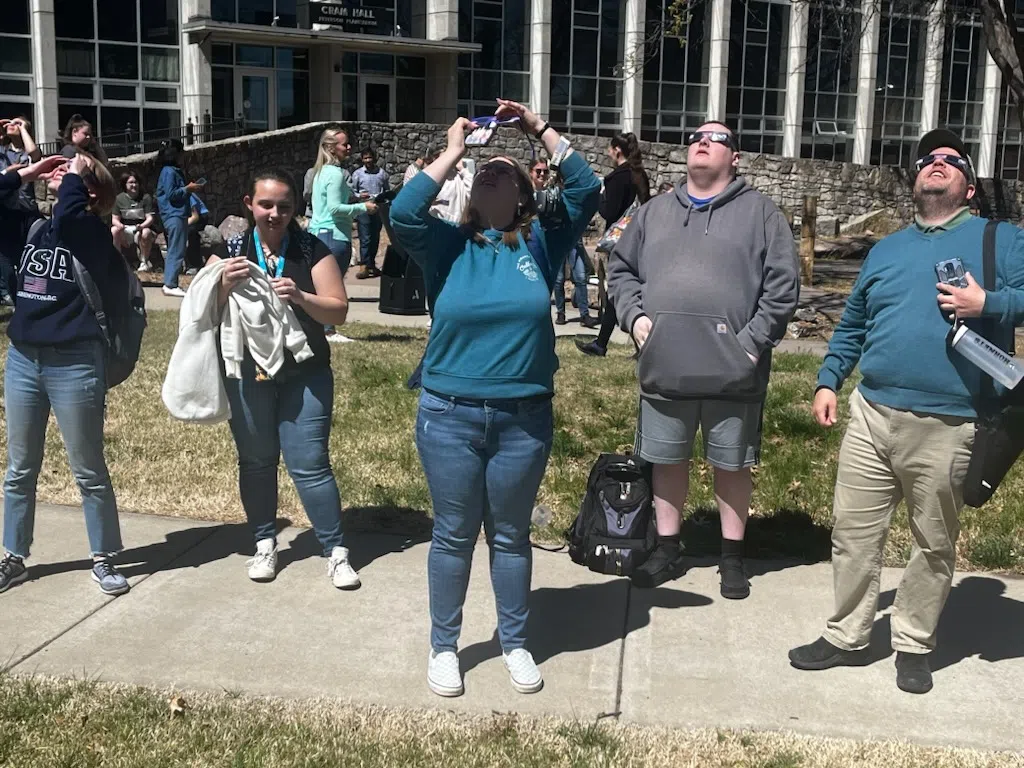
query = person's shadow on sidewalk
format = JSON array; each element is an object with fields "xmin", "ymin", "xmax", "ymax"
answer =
[{"xmin": 459, "ymin": 581, "xmax": 712, "ymax": 673}]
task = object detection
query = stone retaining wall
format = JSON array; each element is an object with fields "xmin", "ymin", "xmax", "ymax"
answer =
[{"xmin": 110, "ymin": 121, "xmax": 1024, "ymax": 228}]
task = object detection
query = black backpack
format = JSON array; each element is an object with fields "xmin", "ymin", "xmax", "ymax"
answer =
[
  {"xmin": 567, "ymin": 452, "xmax": 657, "ymax": 576},
  {"xmin": 28, "ymin": 217, "xmax": 147, "ymax": 388}
]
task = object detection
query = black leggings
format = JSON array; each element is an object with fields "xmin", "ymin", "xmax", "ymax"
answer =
[{"xmin": 595, "ymin": 301, "xmax": 617, "ymax": 348}]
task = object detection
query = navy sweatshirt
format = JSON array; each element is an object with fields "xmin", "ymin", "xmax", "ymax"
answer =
[{"xmin": 8, "ymin": 174, "xmax": 122, "ymax": 346}]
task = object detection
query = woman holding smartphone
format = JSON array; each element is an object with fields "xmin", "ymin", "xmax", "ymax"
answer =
[{"xmin": 390, "ymin": 100, "xmax": 601, "ymax": 698}]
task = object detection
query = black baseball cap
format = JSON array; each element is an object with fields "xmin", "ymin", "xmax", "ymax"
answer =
[{"xmin": 916, "ymin": 128, "xmax": 974, "ymax": 179}]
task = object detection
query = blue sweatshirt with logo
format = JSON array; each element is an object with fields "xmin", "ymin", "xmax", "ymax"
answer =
[
  {"xmin": 818, "ymin": 215, "xmax": 1024, "ymax": 418},
  {"xmin": 389, "ymin": 151, "xmax": 601, "ymax": 399},
  {"xmin": 8, "ymin": 174, "xmax": 123, "ymax": 347}
]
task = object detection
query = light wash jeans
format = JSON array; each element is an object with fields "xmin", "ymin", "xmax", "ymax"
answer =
[
  {"xmin": 3, "ymin": 341, "xmax": 122, "ymax": 558},
  {"xmin": 162, "ymin": 215, "xmax": 188, "ymax": 289},
  {"xmin": 415, "ymin": 390, "xmax": 553, "ymax": 653},
  {"xmin": 553, "ymin": 241, "xmax": 590, "ymax": 318},
  {"xmin": 223, "ymin": 361, "xmax": 344, "ymax": 555},
  {"xmin": 315, "ymin": 229, "xmax": 352, "ymax": 335}
]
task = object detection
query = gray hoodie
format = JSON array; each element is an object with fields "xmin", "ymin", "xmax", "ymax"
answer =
[{"xmin": 607, "ymin": 177, "xmax": 800, "ymax": 401}]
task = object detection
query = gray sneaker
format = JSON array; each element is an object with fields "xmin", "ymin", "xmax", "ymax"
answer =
[
  {"xmin": 0, "ymin": 553, "xmax": 28, "ymax": 593},
  {"xmin": 91, "ymin": 559, "xmax": 130, "ymax": 596}
]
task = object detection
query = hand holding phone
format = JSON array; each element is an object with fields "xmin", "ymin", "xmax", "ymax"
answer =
[
  {"xmin": 935, "ymin": 258, "xmax": 968, "ymax": 289},
  {"xmin": 464, "ymin": 116, "xmax": 520, "ymax": 147}
]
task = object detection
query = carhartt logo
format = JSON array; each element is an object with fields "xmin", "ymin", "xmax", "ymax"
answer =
[{"xmin": 716, "ymin": 323, "xmax": 727, "ymax": 334}]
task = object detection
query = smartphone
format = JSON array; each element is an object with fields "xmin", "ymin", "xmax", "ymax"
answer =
[
  {"xmin": 195, "ymin": 177, "xmax": 207, "ymax": 186},
  {"xmin": 465, "ymin": 116, "xmax": 520, "ymax": 147},
  {"xmin": 935, "ymin": 257, "xmax": 968, "ymax": 288}
]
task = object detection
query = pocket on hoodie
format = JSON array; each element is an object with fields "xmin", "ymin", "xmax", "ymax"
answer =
[{"xmin": 637, "ymin": 311, "xmax": 757, "ymax": 398}]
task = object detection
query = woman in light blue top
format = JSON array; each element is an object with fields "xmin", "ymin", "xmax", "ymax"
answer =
[{"xmin": 308, "ymin": 127, "xmax": 375, "ymax": 341}]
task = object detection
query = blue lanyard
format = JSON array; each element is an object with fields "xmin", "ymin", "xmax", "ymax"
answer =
[{"xmin": 252, "ymin": 229, "xmax": 288, "ymax": 278}]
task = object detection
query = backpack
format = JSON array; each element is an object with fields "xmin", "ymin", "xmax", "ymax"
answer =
[
  {"xmin": 28, "ymin": 217, "xmax": 147, "ymax": 388},
  {"xmin": 567, "ymin": 452, "xmax": 657, "ymax": 576}
]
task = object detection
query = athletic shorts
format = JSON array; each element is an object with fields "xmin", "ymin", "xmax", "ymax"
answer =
[{"xmin": 637, "ymin": 397, "xmax": 764, "ymax": 470}]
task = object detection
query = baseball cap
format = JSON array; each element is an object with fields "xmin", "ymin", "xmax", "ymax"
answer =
[{"xmin": 916, "ymin": 128, "xmax": 975, "ymax": 178}]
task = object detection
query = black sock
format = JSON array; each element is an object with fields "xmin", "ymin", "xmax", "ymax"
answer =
[
  {"xmin": 657, "ymin": 534, "xmax": 681, "ymax": 555},
  {"xmin": 721, "ymin": 538, "xmax": 744, "ymax": 562}
]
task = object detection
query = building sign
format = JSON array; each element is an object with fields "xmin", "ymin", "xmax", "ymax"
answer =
[{"xmin": 310, "ymin": 2, "xmax": 392, "ymax": 35}]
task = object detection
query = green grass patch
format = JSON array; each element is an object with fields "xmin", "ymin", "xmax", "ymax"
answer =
[{"xmin": 1, "ymin": 312, "xmax": 1022, "ymax": 572}]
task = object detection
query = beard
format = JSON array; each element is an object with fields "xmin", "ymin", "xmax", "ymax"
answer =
[{"xmin": 913, "ymin": 182, "xmax": 967, "ymax": 219}]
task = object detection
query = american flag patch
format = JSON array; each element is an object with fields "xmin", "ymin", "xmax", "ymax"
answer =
[{"xmin": 23, "ymin": 276, "xmax": 47, "ymax": 293}]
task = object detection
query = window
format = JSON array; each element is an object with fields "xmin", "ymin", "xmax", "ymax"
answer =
[
  {"xmin": 548, "ymin": 0, "xmax": 622, "ymax": 136},
  {"xmin": 726, "ymin": 0, "xmax": 790, "ymax": 155},
  {"xmin": 55, "ymin": 0, "xmax": 181, "ymax": 153},
  {"xmin": 0, "ymin": 2, "xmax": 32, "ymax": 122},
  {"xmin": 458, "ymin": 0, "xmax": 532, "ymax": 119},
  {"xmin": 338, "ymin": 53, "xmax": 425, "ymax": 122},
  {"xmin": 996, "ymin": 84, "xmax": 1024, "ymax": 180},
  {"xmin": 871, "ymin": 0, "xmax": 926, "ymax": 166},
  {"xmin": 0, "ymin": 37, "xmax": 31, "ymax": 75},
  {"xmin": 0, "ymin": 0, "xmax": 30, "ymax": 35},
  {"xmin": 211, "ymin": 44, "xmax": 317, "ymax": 131},
  {"xmin": 938, "ymin": 0, "xmax": 985, "ymax": 161},
  {"xmin": 801, "ymin": 0, "xmax": 860, "ymax": 161},
  {"xmin": 214, "ymin": 0, "xmax": 410, "ymax": 32},
  {"xmin": 641, "ymin": 0, "xmax": 710, "ymax": 144}
]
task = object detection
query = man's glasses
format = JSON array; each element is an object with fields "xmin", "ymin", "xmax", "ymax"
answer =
[
  {"xmin": 686, "ymin": 130, "xmax": 737, "ymax": 149},
  {"xmin": 915, "ymin": 153, "xmax": 971, "ymax": 175}
]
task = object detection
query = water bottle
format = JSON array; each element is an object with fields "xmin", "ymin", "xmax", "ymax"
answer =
[
  {"xmin": 951, "ymin": 324, "xmax": 1024, "ymax": 390},
  {"xmin": 531, "ymin": 505, "xmax": 553, "ymax": 528}
]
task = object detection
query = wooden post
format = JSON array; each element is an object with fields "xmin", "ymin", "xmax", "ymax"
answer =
[{"xmin": 800, "ymin": 195, "xmax": 817, "ymax": 286}]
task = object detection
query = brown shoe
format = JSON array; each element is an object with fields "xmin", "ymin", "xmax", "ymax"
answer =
[{"xmin": 356, "ymin": 266, "xmax": 373, "ymax": 280}]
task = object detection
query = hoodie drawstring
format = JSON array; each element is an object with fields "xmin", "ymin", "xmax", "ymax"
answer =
[
  {"xmin": 705, "ymin": 206, "xmax": 713, "ymax": 235},
  {"xmin": 683, "ymin": 205, "xmax": 692, "ymax": 227}
]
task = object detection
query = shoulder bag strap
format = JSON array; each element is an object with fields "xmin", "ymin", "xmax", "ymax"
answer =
[{"xmin": 979, "ymin": 219, "xmax": 999, "ymax": 406}]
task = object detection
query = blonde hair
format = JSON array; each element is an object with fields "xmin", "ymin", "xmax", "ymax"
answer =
[
  {"xmin": 312, "ymin": 128, "xmax": 345, "ymax": 181},
  {"xmin": 76, "ymin": 152, "xmax": 118, "ymax": 217}
]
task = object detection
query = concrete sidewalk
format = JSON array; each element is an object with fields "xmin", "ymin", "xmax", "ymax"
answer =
[
  {"xmin": 143, "ymin": 284, "xmax": 831, "ymax": 356},
  {"xmin": 4, "ymin": 504, "xmax": 1023, "ymax": 753}
]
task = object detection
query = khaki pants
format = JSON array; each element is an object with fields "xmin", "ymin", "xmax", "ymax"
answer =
[{"xmin": 823, "ymin": 389, "xmax": 974, "ymax": 654}]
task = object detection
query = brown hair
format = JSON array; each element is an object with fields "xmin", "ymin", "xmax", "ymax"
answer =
[
  {"xmin": 610, "ymin": 132, "xmax": 651, "ymax": 203},
  {"xmin": 119, "ymin": 171, "xmax": 141, "ymax": 192},
  {"xmin": 461, "ymin": 157, "xmax": 537, "ymax": 248},
  {"xmin": 76, "ymin": 153, "xmax": 118, "ymax": 217}
]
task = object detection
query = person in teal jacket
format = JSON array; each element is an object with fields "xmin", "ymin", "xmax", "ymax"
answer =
[
  {"xmin": 389, "ymin": 100, "xmax": 600, "ymax": 699},
  {"xmin": 307, "ymin": 127, "xmax": 375, "ymax": 341}
]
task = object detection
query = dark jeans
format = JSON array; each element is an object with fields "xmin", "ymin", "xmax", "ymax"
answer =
[
  {"xmin": 186, "ymin": 214, "xmax": 209, "ymax": 270},
  {"xmin": 314, "ymin": 229, "xmax": 353, "ymax": 334},
  {"xmin": 223, "ymin": 363, "xmax": 344, "ymax": 555},
  {"xmin": 416, "ymin": 390, "xmax": 553, "ymax": 653},
  {"xmin": 356, "ymin": 214, "xmax": 382, "ymax": 268}
]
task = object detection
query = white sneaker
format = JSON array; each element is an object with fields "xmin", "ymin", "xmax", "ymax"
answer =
[
  {"xmin": 326, "ymin": 333, "xmax": 356, "ymax": 344},
  {"xmin": 137, "ymin": 261, "xmax": 151, "ymax": 272},
  {"xmin": 162, "ymin": 286, "xmax": 186, "ymax": 298},
  {"xmin": 246, "ymin": 538, "xmax": 277, "ymax": 582},
  {"xmin": 327, "ymin": 546, "xmax": 360, "ymax": 589},
  {"xmin": 503, "ymin": 649, "xmax": 543, "ymax": 693},
  {"xmin": 427, "ymin": 650, "xmax": 464, "ymax": 697}
]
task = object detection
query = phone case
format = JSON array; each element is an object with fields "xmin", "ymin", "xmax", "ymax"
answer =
[{"xmin": 935, "ymin": 258, "xmax": 968, "ymax": 288}]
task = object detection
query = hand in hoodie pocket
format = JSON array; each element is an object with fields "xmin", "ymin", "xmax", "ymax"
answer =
[{"xmin": 637, "ymin": 311, "xmax": 758, "ymax": 398}]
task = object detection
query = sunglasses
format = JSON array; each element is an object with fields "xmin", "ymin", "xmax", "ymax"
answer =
[
  {"xmin": 532, "ymin": 168, "xmax": 548, "ymax": 176},
  {"xmin": 914, "ymin": 153, "xmax": 971, "ymax": 175},
  {"xmin": 686, "ymin": 130, "xmax": 737, "ymax": 149}
]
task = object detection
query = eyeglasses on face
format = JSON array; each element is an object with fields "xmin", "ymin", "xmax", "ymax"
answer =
[
  {"xmin": 914, "ymin": 153, "xmax": 970, "ymax": 174},
  {"xmin": 686, "ymin": 130, "xmax": 736, "ymax": 149}
]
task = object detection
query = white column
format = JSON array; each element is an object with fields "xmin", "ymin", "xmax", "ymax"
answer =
[
  {"xmin": 529, "ymin": 0, "xmax": 551, "ymax": 118},
  {"xmin": 180, "ymin": 0, "xmax": 213, "ymax": 129},
  {"xmin": 310, "ymin": 45, "xmax": 344, "ymax": 122},
  {"xmin": 426, "ymin": 54, "xmax": 458, "ymax": 125},
  {"xmin": 707, "ymin": 0, "xmax": 731, "ymax": 122},
  {"xmin": 621, "ymin": 0, "xmax": 645, "ymax": 134},
  {"xmin": 31, "ymin": 0, "xmax": 58, "ymax": 143},
  {"xmin": 852, "ymin": 0, "xmax": 880, "ymax": 165},
  {"xmin": 782, "ymin": 1, "xmax": 809, "ymax": 157},
  {"xmin": 426, "ymin": 0, "xmax": 458, "ymax": 40},
  {"xmin": 920, "ymin": 0, "xmax": 945, "ymax": 133},
  {"xmin": 976, "ymin": 51, "xmax": 1001, "ymax": 178}
]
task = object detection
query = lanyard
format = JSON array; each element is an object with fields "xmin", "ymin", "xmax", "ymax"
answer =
[{"xmin": 252, "ymin": 229, "xmax": 288, "ymax": 278}]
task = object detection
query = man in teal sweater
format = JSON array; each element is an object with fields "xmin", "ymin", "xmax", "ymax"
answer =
[{"xmin": 789, "ymin": 129, "xmax": 1024, "ymax": 694}]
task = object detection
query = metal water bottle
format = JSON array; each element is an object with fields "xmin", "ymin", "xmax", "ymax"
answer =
[{"xmin": 951, "ymin": 324, "xmax": 1024, "ymax": 390}]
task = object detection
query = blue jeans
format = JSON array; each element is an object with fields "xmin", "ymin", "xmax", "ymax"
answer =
[
  {"xmin": 315, "ymin": 229, "xmax": 352, "ymax": 333},
  {"xmin": 163, "ymin": 215, "xmax": 188, "ymax": 289},
  {"xmin": 415, "ymin": 391, "xmax": 553, "ymax": 653},
  {"xmin": 553, "ymin": 242, "xmax": 590, "ymax": 317},
  {"xmin": 223, "ymin": 362, "xmax": 344, "ymax": 555},
  {"xmin": 3, "ymin": 341, "xmax": 121, "ymax": 558},
  {"xmin": 356, "ymin": 214, "xmax": 382, "ymax": 268}
]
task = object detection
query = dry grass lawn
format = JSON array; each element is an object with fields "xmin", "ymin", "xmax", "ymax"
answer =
[
  {"xmin": 1, "ymin": 675, "xmax": 1021, "ymax": 768},
  {"xmin": 0, "ymin": 310, "xmax": 1022, "ymax": 571}
]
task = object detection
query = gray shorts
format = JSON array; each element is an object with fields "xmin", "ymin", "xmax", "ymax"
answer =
[{"xmin": 638, "ymin": 397, "xmax": 764, "ymax": 470}]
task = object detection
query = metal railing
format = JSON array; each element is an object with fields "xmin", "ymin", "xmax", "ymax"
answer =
[{"xmin": 39, "ymin": 113, "xmax": 259, "ymax": 159}]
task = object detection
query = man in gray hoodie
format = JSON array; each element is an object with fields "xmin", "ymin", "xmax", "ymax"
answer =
[{"xmin": 607, "ymin": 122, "xmax": 800, "ymax": 596}]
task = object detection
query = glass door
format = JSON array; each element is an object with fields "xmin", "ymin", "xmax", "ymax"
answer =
[
  {"xmin": 236, "ymin": 70, "xmax": 275, "ymax": 133},
  {"xmin": 359, "ymin": 77, "xmax": 395, "ymax": 122}
]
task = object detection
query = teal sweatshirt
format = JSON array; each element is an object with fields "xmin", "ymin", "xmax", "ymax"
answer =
[
  {"xmin": 389, "ymin": 151, "xmax": 601, "ymax": 399},
  {"xmin": 308, "ymin": 164, "xmax": 367, "ymax": 242},
  {"xmin": 818, "ymin": 214, "xmax": 1024, "ymax": 417}
]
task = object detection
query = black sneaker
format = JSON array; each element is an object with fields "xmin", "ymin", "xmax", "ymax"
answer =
[
  {"xmin": 895, "ymin": 651, "xmax": 933, "ymax": 694},
  {"xmin": 580, "ymin": 315, "xmax": 601, "ymax": 329},
  {"xmin": 555, "ymin": 312, "xmax": 567, "ymax": 325},
  {"xmin": 719, "ymin": 557, "xmax": 750, "ymax": 599},
  {"xmin": 0, "ymin": 552, "xmax": 28, "ymax": 593},
  {"xmin": 631, "ymin": 546, "xmax": 686, "ymax": 588},
  {"xmin": 788, "ymin": 636, "xmax": 869, "ymax": 670},
  {"xmin": 575, "ymin": 339, "xmax": 607, "ymax": 357}
]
